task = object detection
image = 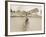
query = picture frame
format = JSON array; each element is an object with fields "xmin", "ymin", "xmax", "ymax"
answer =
[{"xmin": 5, "ymin": 1, "xmax": 45, "ymax": 36}]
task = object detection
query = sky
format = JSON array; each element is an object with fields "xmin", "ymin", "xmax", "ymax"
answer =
[{"xmin": 10, "ymin": 4, "xmax": 42, "ymax": 12}]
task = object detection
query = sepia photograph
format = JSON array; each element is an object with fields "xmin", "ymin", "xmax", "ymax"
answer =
[{"xmin": 5, "ymin": 1, "xmax": 45, "ymax": 36}]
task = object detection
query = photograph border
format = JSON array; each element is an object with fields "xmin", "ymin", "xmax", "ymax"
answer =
[{"xmin": 5, "ymin": 1, "xmax": 45, "ymax": 36}]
